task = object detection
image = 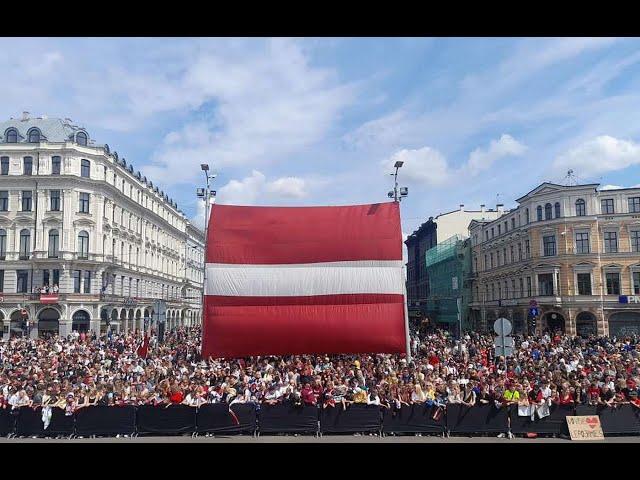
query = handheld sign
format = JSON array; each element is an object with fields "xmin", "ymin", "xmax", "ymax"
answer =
[
  {"xmin": 566, "ymin": 416, "xmax": 605, "ymax": 441},
  {"xmin": 493, "ymin": 318, "xmax": 514, "ymax": 357}
]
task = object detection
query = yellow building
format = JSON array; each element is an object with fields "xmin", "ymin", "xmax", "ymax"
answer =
[{"xmin": 469, "ymin": 182, "xmax": 640, "ymax": 337}]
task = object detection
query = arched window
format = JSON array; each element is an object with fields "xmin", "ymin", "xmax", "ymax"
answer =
[
  {"xmin": 5, "ymin": 128, "xmax": 18, "ymax": 143},
  {"xmin": 19, "ymin": 229, "xmax": 31, "ymax": 259},
  {"xmin": 78, "ymin": 230, "xmax": 89, "ymax": 259},
  {"xmin": 576, "ymin": 198, "xmax": 586, "ymax": 216},
  {"xmin": 544, "ymin": 203, "xmax": 552, "ymax": 220},
  {"xmin": 27, "ymin": 128, "xmax": 41, "ymax": 143},
  {"xmin": 81, "ymin": 159, "xmax": 90, "ymax": 178},
  {"xmin": 0, "ymin": 228, "xmax": 6, "ymax": 260},
  {"xmin": 48, "ymin": 229, "xmax": 60, "ymax": 258},
  {"xmin": 76, "ymin": 131, "xmax": 88, "ymax": 146},
  {"xmin": 554, "ymin": 202, "xmax": 561, "ymax": 218},
  {"xmin": 536, "ymin": 206, "xmax": 543, "ymax": 221}
]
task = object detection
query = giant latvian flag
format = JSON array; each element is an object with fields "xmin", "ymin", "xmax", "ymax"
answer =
[{"xmin": 202, "ymin": 202, "xmax": 407, "ymax": 358}]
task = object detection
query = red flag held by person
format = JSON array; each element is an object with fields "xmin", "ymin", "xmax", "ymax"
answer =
[
  {"xmin": 202, "ymin": 202, "xmax": 407, "ymax": 358},
  {"xmin": 137, "ymin": 335, "xmax": 149, "ymax": 359}
]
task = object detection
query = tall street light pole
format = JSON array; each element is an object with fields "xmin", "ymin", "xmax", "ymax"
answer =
[{"xmin": 198, "ymin": 164, "xmax": 216, "ymax": 328}]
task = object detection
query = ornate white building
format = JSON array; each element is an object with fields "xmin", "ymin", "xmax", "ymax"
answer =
[{"xmin": 0, "ymin": 113, "xmax": 205, "ymax": 339}]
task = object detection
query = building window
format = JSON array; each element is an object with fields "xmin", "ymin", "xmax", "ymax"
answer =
[
  {"xmin": 576, "ymin": 199, "xmax": 586, "ymax": 216},
  {"xmin": 50, "ymin": 190, "xmax": 61, "ymax": 211},
  {"xmin": 628, "ymin": 197, "xmax": 640, "ymax": 213},
  {"xmin": 554, "ymin": 202, "xmax": 561, "ymax": 218},
  {"xmin": 525, "ymin": 208, "xmax": 529, "ymax": 223},
  {"xmin": 519, "ymin": 278, "xmax": 524, "ymax": 297},
  {"xmin": 485, "ymin": 231, "xmax": 488, "ymax": 241},
  {"xmin": 604, "ymin": 231, "xmax": 618, "ymax": 253},
  {"xmin": 526, "ymin": 277, "xmax": 532, "ymax": 297},
  {"xmin": 498, "ymin": 283, "xmax": 502, "ymax": 299},
  {"xmin": 73, "ymin": 270, "xmax": 81, "ymax": 293},
  {"xmin": 606, "ymin": 272, "xmax": 620, "ymax": 295},
  {"xmin": 511, "ymin": 279, "xmax": 516, "ymax": 298},
  {"xmin": 511, "ymin": 218, "xmax": 515, "ymax": 230},
  {"xmin": 497, "ymin": 251, "xmax": 501, "ymax": 266},
  {"xmin": 22, "ymin": 191, "xmax": 32, "ymax": 211},
  {"xmin": 0, "ymin": 229, "xmax": 6, "ymax": 260},
  {"xmin": 484, "ymin": 254, "xmax": 488, "ymax": 270},
  {"xmin": 51, "ymin": 156, "xmax": 61, "ymax": 175},
  {"xmin": 577, "ymin": 273, "xmax": 592, "ymax": 295},
  {"xmin": 538, "ymin": 273, "xmax": 554, "ymax": 296},
  {"xmin": 19, "ymin": 229, "xmax": 31, "ymax": 259},
  {"xmin": 17, "ymin": 270, "xmax": 29, "ymax": 293},
  {"xmin": 491, "ymin": 228, "xmax": 494, "ymax": 238},
  {"xmin": 0, "ymin": 270, "xmax": 3, "ymax": 292},
  {"xmin": 77, "ymin": 231, "xmax": 89, "ymax": 259},
  {"xmin": 633, "ymin": 271, "xmax": 640, "ymax": 295},
  {"xmin": 76, "ymin": 132, "xmax": 88, "ymax": 146},
  {"xmin": 490, "ymin": 253, "xmax": 494, "ymax": 268},
  {"xmin": 631, "ymin": 230, "xmax": 640, "ymax": 253},
  {"xmin": 510, "ymin": 245, "xmax": 514, "ymax": 263},
  {"xmin": 81, "ymin": 159, "xmax": 90, "ymax": 178},
  {"xmin": 83, "ymin": 271, "xmax": 91, "ymax": 293},
  {"xmin": 518, "ymin": 242, "xmax": 522, "ymax": 260},
  {"xmin": 498, "ymin": 224, "xmax": 501, "ymax": 235},
  {"xmin": 27, "ymin": 128, "xmax": 41, "ymax": 143},
  {"xmin": 525, "ymin": 239, "xmax": 530, "ymax": 258},
  {"xmin": 1, "ymin": 156, "xmax": 8, "ymax": 175},
  {"xmin": 48, "ymin": 229, "xmax": 59, "ymax": 258},
  {"xmin": 79, "ymin": 192, "xmax": 90, "ymax": 213},
  {"xmin": 0, "ymin": 191, "xmax": 7, "ymax": 211},
  {"xmin": 537, "ymin": 206, "xmax": 543, "ymax": 221},
  {"xmin": 543, "ymin": 235, "xmax": 556, "ymax": 256},
  {"xmin": 5, "ymin": 128, "xmax": 18, "ymax": 143},
  {"xmin": 601, "ymin": 198, "xmax": 615, "ymax": 214},
  {"xmin": 575, "ymin": 232, "xmax": 590, "ymax": 254},
  {"xmin": 23, "ymin": 156, "xmax": 33, "ymax": 176},
  {"xmin": 544, "ymin": 203, "xmax": 553, "ymax": 220}
]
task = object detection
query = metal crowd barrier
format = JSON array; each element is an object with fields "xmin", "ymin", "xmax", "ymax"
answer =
[{"xmin": 0, "ymin": 402, "xmax": 638, "ymax": 438}]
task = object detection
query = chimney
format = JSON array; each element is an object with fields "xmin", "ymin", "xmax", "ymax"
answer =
[
  {"xmin": 21, "ymin": 111, "xmax": 30, "ymax": 121},
  {"xmin": 459, "ymin": 204, "xmax": 465, "ymax": 212},
  {"xmin": 480, "ymin": 204, "xmax": 486, "ymax": 213},
  {"xmin": 497, "ymin": 203, "xmax": 504, "ymax": 214}
]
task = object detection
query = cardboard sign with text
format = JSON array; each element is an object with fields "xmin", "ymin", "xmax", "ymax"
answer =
[{"xmin": 566, "ymin": 416, "xmax": 604, "ymax": 441}]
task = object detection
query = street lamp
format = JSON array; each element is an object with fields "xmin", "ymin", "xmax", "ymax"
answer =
[
  {"xmin": 388, "ymin": 161, "xmax": 408, "ymax": 202},
  {"xmin": 197, "ymin": 164, "xmax": 217, "ymax": 328}
]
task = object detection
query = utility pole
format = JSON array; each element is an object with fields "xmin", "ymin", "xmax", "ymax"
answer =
[{"xmin": 197, "ymin": 165, "xmax": 216, "ymax": 329}]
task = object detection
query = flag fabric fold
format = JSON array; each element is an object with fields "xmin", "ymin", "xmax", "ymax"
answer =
[{"xmin": 202, "ymin": 202, "xmax": 407, "ymax": 358}]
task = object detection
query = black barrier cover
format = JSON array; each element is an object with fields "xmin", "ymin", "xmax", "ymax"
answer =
[
  {"xmin": 320, "ymin": 404, "xmax": 381, "ymax": 434},
  {"xmin": 75, "ymin": 406, "xmax": 136, "ymax": 436},
  {"xmin": 258, "ymin": 403, "xmax": 318, "ymax": 433},
  {"xmin": 509, "ymin": 404, "xmax": 572, "ymax": 435},
  {"xmin": 0, "ymin": 409, "xmax": 10, "ymax": 436},
  {"xmin": 15, "ymin": 407, "xmax": 74, "ymax": 437},
  {"xmin": 382, "ymin": 404, "xmax": 445, "ymax": 434},
  {"xmin": 196, "ymin": 403, "xmax": 256, "ymax": 434},
  {"xmin": 597, "ymin": 405, "xmax": 640, "ymax": 435},
  {"xmin": 137, "ymin": 405, "xmax": 196, "ymax": 434},
  {"xmin": 446, "ymin": 404, "xmax": 509, "ymax": 434}
]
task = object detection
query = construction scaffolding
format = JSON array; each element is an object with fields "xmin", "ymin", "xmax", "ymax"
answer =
[{"xmin": 424, "ymin": 235, "xmax": 471, "ymax": 333}]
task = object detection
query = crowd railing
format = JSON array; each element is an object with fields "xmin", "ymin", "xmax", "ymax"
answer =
[{"xmin": 0, "ymin": 402, "xmax": 639, "ymax": 438}]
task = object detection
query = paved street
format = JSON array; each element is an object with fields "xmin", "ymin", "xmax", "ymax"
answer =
[{"xmin": 1, "ymin": 434, "xmax": 639, "ymax": 443}]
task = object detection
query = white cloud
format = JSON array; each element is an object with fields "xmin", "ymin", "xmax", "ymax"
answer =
[
  {"xmin": 553, "ymin": 135, "xmax": 640, "ymax": 177},
  {"xmin": 467, "ymin": 134, "xmax": 527, "ymax": 174},
  {"xmin": 217, "ymin": 170, "xmax": 309, "ymax": 205},
  {"xmin": 383, "ymin": 147, "xmax": 452, "ymax": 187},
  {"xmin": 598, "ymin": 184, "xmax": 624, "ymax": 191},
  {"xmin": 382, "ymin": 134, "xmax": 525, "ymax": 189}
]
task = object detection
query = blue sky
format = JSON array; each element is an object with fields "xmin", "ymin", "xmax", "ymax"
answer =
[{"xmin": 3, "ymin": 37, "xmax": 640, "ymax": 237}]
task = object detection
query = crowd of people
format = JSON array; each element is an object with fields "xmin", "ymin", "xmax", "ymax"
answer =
[{"xmin": 1, "ymin": 326, "xmax": 639, "ymax": 420}]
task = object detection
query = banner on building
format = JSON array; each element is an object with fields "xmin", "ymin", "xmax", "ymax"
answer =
[{"xmin": 202, "ymin": 202, "xmax": 407, "ymax": 358}]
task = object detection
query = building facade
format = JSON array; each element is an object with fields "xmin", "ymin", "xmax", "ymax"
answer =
[
  {"xmin": 469, "ymin": 182, "xmax": 640, "ymax": 337},
  {"xmin": 405, "ymin": 205, "xmax": 501, "ymax": 322},
  {"xmin": 0, "ymin": 114, "xmax": 205, "ymax": 339}
]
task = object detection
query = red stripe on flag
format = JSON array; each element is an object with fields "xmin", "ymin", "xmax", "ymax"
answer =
[
  {"xmin": 202, "ymin": 300, "xmax": 406, "ymax": 358},
  {"xmin": 205, "ymin": 293, "xmax": 404, "ymax": 306},
  {"xmin": 207, "ymin": 202, "xmax": 401, "ymax": 264}
]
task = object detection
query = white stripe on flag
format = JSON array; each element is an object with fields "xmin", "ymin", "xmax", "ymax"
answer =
[{"xmin": 205, "ymin": 260, "xmax": 404, "ymax": 297}]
